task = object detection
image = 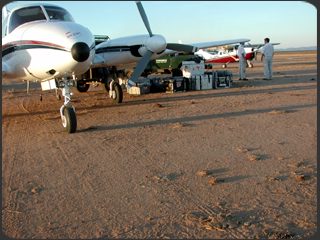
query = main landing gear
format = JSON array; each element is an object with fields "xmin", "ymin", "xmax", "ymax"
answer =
[
  {"xmin": 76, "ymin": 67, "xmax": 124, "ymax": 104},
  {"xmin": 104, "ymin": 80, "xmax": 123, "ymax": 104},
  {"xmin": 75, "ymin": 78, "xmax": 123, "ymax": 104}
]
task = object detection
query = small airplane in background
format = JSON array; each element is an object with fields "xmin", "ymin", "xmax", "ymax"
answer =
[
  {"xmin": 195, "ymin": 42, "xmax": 280, "ymax": 68},
  {"xmin": 2, "ymin": 1, "xmax": 249, "ymax": 133}
]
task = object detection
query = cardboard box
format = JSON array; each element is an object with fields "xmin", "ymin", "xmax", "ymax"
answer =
[
  {"xmin": 127, "ymin": 85, "xmax": 150, "ymax": 95},
  {"xmin": 127, "ymin": 77, "xmax": 152, "ymax": 95}
]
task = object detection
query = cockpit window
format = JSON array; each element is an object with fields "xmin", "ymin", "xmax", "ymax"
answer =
[
  {"xmin": 208, "ymin": 50, "xmax": 218, "ymax": 55},
  {"xmin": 44, "ymin": 6, "xmax": 74, "ymax": 22},
  {"xmin": 9, "ymin": 6, "xmax": 46, "ymax": 33}
]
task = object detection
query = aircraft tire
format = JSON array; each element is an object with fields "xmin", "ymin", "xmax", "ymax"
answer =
[
  {"xmin": 76, "ymin": 80, "xmax": 90, "ymax": 92},
  {"xmin": 62, "ymin": 107, "xmax": 77, "ymax": 133},
  {"xmin": 113, "ymin": 82, "xmax": 123, "ymax": 104}
]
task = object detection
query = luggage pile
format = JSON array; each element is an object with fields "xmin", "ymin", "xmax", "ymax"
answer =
[{"xmin": 127, "ymin": 61, "xmax": 233, "ymax": 95}]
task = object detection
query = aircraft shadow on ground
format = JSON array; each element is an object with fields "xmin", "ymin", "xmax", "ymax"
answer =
[
  {"xmin": 3, "ymin": 84, "xmax": 316, "ymax": 119},
  {"xmin": 79, "ymin": 103, "xmax": 315, "ymax": 133},
  {"xmin": 113, "ymin": 84, "xmax": 316, "ymax": 108}
]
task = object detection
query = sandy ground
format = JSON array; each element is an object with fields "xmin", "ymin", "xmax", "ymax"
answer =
[{"xmin": 1, "ymin": 51, "xmax": 317, "ymax": 239}]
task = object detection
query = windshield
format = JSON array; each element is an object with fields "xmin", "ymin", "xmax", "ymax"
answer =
[
  {"xmin": 44, "ymin": 6, "xmax": 74, "ymax": 22},
  {"xmin": 9, "ymin": 6, "xmax": 46, "ymax": 33},
  {"xmin": 208, "ymin": 50, "xmax": 218, "ymax": 55}
]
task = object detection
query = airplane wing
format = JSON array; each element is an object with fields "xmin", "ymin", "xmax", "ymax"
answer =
[
  {"xmin": 163, "ymin": 38, "xmax": 250, "ymax": 55},
  {"xmin": 247, "ymin": 43, "xmax": 280, "ymax": 49},
  {"xmin": 191, "ymin": 38, "xmax": 250, "ymax": 50}
]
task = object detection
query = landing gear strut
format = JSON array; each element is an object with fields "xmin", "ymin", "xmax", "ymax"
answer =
[
  {"xmin": 58, "ymin": 78, "xmax": 77, "ymax": 133},
  {"xmin": 79, "ymin": 67, "xmax": 124, "ymax": 104}
]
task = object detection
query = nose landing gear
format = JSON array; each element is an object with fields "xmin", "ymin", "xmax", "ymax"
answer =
[{"xmin": 58, "ymin": 78, "xmax": 77, "ymax": 133}]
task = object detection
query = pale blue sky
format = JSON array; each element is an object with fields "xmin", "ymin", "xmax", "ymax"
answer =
[{"xmin": 3, "ymin": 1, "xmax": 317, "ymax": 48}]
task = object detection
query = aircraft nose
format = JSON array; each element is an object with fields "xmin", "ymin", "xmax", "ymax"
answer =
[{"xmin": 71, "ymin": 42, "xmax": 90, "ymax": 62}]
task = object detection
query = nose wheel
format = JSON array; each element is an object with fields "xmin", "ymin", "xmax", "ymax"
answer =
[
  {"xmin": 59, "ymin": 78, "xmax": 77, "ymax": 133},
  {"xmin": 61, "ymin": 105, "xmax": 77, "ymax": 133}
]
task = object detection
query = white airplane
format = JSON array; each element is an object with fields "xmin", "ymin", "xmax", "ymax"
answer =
[
  {"xmin": 195, "ymin": 42, "xmax": 279, "ymax": 68},
  {"xmin": 2, "ymin": 1, "xmax": 249, "ymax": 133}
]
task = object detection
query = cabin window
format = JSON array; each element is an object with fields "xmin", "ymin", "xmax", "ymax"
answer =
[
  {"xmin": 44, "ymin": 6, "xmax": 74, "ymax": 22},
  {"xmin": 9, "ymin": 6, "xmax": 46, "ymax": 33}
]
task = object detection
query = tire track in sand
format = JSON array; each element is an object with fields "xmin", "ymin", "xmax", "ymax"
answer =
[{"xmin": 99, "ymin": 124, "xmax": 247, "ymax": 239}]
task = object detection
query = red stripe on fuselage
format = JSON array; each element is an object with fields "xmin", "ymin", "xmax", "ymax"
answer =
[
  {"xmin": 206, "ymin": 56, "xmax": 238, "ymax": 64},
  {"xmin": 2, "ymin": 40, "xmax": 67, "ymax": 51},
  {"xmin": 205, "ymin": 52, "xmax": 254, "ymax": 64}
]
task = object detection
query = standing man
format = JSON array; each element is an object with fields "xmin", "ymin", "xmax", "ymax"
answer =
[
  {"xmin": 237, "ymin": 42, "xmax": 248, "ymax": 80},
  {"xmin": 181, "ymin": 65, "xmax": 191, "ymax": 90},
  {"xmin": 261, "ymin": 37, "xmax": 274, "ymax": 80}
]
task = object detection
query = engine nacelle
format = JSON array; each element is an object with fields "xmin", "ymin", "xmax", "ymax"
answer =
[{"xmin": 145, "ymin": 34, "xmax": 166, "ymax": 54}]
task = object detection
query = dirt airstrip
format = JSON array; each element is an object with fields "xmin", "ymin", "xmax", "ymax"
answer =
[{"xmin": 1, "ymin": 51, "xmax": 317, "ymax": 239}]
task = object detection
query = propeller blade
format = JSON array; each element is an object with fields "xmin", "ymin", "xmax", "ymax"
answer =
[
  {"xmin": 128, "ymin": 50, "xmax": 153, "ymax": 86},
  {"xmin": 166, "ymin": 43, "xmax": 198, "ymax": 53},
  {"xmin": 136, "ymin": 1, "xmax": 153, "ymax": 37}
]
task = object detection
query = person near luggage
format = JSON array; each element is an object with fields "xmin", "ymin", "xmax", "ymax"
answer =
[
  {"xmin": 260, "ymin": 37, "xmax": 274, "ymax": 80},
  {"xmin": 237, "ymin": 42, "xmax": 248, "ymax": 80}
]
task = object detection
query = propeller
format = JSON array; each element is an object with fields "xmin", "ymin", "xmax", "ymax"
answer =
[
  {"xmin": 136, "ymin": 1, "xmax": 153, "ymax": 37},
  {"xmin": 128, "ymin": 1, "xmax": 198, "ymax": 87},
  {"xmin": 129, "ymin": 50, "xmax": 153, "ymax": 85}
]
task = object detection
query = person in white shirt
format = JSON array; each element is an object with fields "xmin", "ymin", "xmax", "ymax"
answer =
[
  {"xmin": 181, "ymin": 65, "xmax": 191, "ymax": 78},
  {"xmin": 237, "ymin": 42, "xmax": 248, "ymax": 80},
  {"xmin": 181, "ymin": 65, "xmax": 191, "ymax": 90},
  {"xmin": 261, "ymin": 37, "xmax": 274, "ymax": 80}
]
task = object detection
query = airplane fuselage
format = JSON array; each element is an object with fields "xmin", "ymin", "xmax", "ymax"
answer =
[
  {"xmin": 207, "ymin": 52, "xmax": 255, "ymax": 64},
  {"xmin": 195, "ymin": 47, "xmax": 255, "ymax": 65},
  {"xmin": 2, "ymin": 4, "xmax": 95, "ymax": 82}
]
